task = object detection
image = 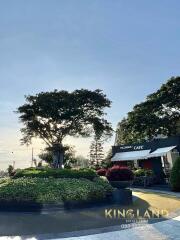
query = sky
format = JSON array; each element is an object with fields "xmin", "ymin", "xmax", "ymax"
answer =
[{"xmin": 0, "ymin": 0, "xmax": 180, "ymax": 170}]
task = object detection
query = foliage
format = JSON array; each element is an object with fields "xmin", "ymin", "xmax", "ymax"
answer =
[
  {"xmin": 170, "ymin": 157, "xmax": 180, "ymax": 191},
  {"xmin": 13, "ymin": 168, "xmax": 98, "ymax": 180},
  {"xmin": 95, "ymin": 149, "xmax": 113, "ymax": 169},
  {"xmin": 0, "ymin": 171, "xmax": 8, "ymax": 178},
  {"xmin": 100, "ymin": 160, "xmax": 112, "ymax": 169},
  {"xmin": 0, "ymin": 178, "xmax": 9, "ymax": 185},
  {"xmin": 97, "ymin": 168, "xmax": 107, "ymax": 176},
  {"xmin": 38, "ymin": 151, "xmax": 53, "ymax": 165},
  {"xmin": 93, "ymin": 176, "xmax": 113, "ymax": 191},
  {"xmin": 115, "ymin": 118, "xmax": 132, "ymax": 144},
  {"xmin": 90, "ymin": 136, "xmax": 105, "ymax": 168},
  {"xmin": 17, "ymin": 89, "xmax": 113, "ymax": 146},
  {"xmin": 106, "ymin": 165, "xmax": 134, "ymax": 181},
  {"xmin": 7, "ymin": 165, "xmax": 15, "ymax": 177},
  {"xmin": 133, "ymin": 169, "xmax": 154, "ymax": 177},
  {"xmin": 39, "ymin": 145, "xmax": 76, "ymax": 167},
  {"xmin": 72, "ymin": 155, "xmax": 90, "ymax": 168},
  {"xmin": 0, "ymin": 177, "xmax": 113, "ymax": 203},
  {"xmin": 115, "ymin": 77, "xmax": 180, "ymax": 144},
  {"xmin": 132, "ymin": 175, "xmax": 154, "ymax": 187},
  {"xmin": 63, "ymin": 146, "xmax": 77, "ymax": 168}
]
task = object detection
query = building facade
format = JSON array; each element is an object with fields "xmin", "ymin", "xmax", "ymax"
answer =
[{"xmin": 111, "ymin": 136, "xmax": 180, "ymax": 179}]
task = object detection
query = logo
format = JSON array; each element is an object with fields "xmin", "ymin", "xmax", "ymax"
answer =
[{"xmin": 105, "ymin": 208, "xmax": 169, "ymax": 219}]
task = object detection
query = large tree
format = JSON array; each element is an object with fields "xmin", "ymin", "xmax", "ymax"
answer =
[
  {"xmin": 116, "ymin": 77, "xmax": 180, "ymax": 144},
  {"xmin": 17, "ymin": 89, "xmax": 113, "ymax": 168}
]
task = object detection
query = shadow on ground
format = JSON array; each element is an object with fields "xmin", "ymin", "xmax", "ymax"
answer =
[{"xmin": 0, "ymin": 195, "xmax": 169, "ymax": 237}]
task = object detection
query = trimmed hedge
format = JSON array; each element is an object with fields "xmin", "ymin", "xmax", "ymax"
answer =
[
  {"xmin": 0, "ymin": 177, "xmax": 113, "ymax": 204},
  {"xmin": 170, "ymin": 157, "xmax": 180, "ymax": 192},
  {"xmin": 13, "ymin": 168, "xmax": 97, "ymax": 180}
]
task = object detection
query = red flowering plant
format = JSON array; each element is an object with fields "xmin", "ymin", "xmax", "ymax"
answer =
[
  {"xmin": 97, "ymin": 168, "xmax": 107, "ymax": 176},
  {"xmin": 106, "ymin": 165, "xmax": 134, "ymax": 181}
]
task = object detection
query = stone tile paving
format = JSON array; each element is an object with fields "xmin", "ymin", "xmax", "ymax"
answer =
[{"xmin": 0, "ymin": 216, "xmax": 179, "ymax": 240}]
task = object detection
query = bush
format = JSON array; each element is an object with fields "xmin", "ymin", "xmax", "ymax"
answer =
[
  {"xmin": 7, "ymin": 165, "xmax": 15, "ymax": 177},
  {"xmin": 134, "ymin": 168, "xmax": 154, "ymax": 177},
  {"xmin": 0, "ymin": 177, "xmax": 113, "ymax": 203},
  {"xmin": 97, "ymin": 168, "xmax": 107, "ymax": 176},
  {"xmin": 13, "ymin": 168, "xmax": 98, "ymax": 180},
  {"xmin": 145, "ymin": 169, "xmax": 154, "ymax": 176},
  {"xmin": 106, "ymin": 165, "xmax": 134, "ymax": 181},
  {"xmin": 170, "ymin": 157, "xmax": 180, "ymax": 191},
  {"xmin": 93, "ymin": 177, "xmax": 113, "ymax": 192}
]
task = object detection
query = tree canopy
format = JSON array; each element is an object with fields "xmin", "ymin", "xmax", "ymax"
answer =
[
  {"xmin": 116, "ymin": 77, "xmax": 180, "ymax": 144},
  {"xmin": 17, "ymin": 89, "xmax": 113, "ymax": 147}
]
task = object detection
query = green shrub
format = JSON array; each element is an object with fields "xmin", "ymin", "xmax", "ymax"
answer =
[
  {"xmin": 0, "ymin": 178, "xmax": 10, "ymax": 185},
  {"xmin": 7, "ymin": 165, "xmax": 15, "ymax": 177},
  {"xmin": 13, "ymin": 168, "xmax": 97, "ymax": 180},
  {"xmin": 0, "ymin": 177, "xmax": 113, "ymax": 203},
  {"xmin": 134, "ymin": 168, "xmax": 154, "ymax": 177},
  {"xmin": 134, "ymin": 169, "xmax": 145, "ymax": 177},
  {"xmin": 170, "ymin": 157, "xmax": 180, "ymax": 192},
  {"xmin": 93, "ymin": 176, "xmax": 113, "ymax": 192}
]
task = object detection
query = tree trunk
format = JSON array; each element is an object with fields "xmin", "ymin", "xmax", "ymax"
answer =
[
  {"xmin": 52, "ymin": 143, "xmax": 64, "ymax": 168},
  {"xmin": 52, "ymin": 151, "xmax": 59, "ymax": 168},
  {"xmin": 59, "ymin": 151, "xmax": 64, "ymax": 168}
]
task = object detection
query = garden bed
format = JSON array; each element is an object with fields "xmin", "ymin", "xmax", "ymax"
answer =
[{"xmin": 0, "ymin": 177, "xmax": 114, "ymax": 211}]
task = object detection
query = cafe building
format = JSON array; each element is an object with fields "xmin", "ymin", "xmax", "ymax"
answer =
[{"xmin": 111, "ymin": 136, "xmax": 180, "ymax": 179}]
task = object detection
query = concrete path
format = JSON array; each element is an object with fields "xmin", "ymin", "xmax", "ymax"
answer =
[{"xmin": 131, "ymin": 187, "xmax": 180, "ymax": 198}]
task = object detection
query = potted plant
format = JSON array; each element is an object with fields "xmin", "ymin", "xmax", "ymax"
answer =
[{"xmin": 106, "ymin": 165, "xmax": 134, "ymax": 189}]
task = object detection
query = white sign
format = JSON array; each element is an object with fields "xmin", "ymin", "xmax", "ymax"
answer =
[{"xmin": 119, "ymin": 145, "xmax": 144, "ymax": 150}]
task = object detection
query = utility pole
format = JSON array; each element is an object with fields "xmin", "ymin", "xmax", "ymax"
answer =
[
  {"xmin": 11, "ymin": 152, "xmax": 14, "ymax": 168},
  {"xmin": 13, "ymin": 161, "xmax": 15, "ymax": 169},
  {"xmin": 31, "ymin": 148, "xmax": 34, "ymax": 167}
]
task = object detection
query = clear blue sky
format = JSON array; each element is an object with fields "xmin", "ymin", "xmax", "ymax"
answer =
[{"xmin": 0, "ymin": 0, "xmax": 180, "ymax": 169}]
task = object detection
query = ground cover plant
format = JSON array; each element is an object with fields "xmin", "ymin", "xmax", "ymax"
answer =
[{"xmin": 0, "ymin": 177, "xmax": 113, "ymax": 204}]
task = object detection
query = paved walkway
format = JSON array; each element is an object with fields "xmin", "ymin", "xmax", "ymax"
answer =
[
  {"xmin": 131, "ymin": 187, "xmax": 180, "ymax": 198},
  {"xmin": 0, "ymin": 216, "xmax": 179, "ymax": 239},
  {"xmin": 53, "ymin": 215, "xmax": 180, "ymax": 240}
]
